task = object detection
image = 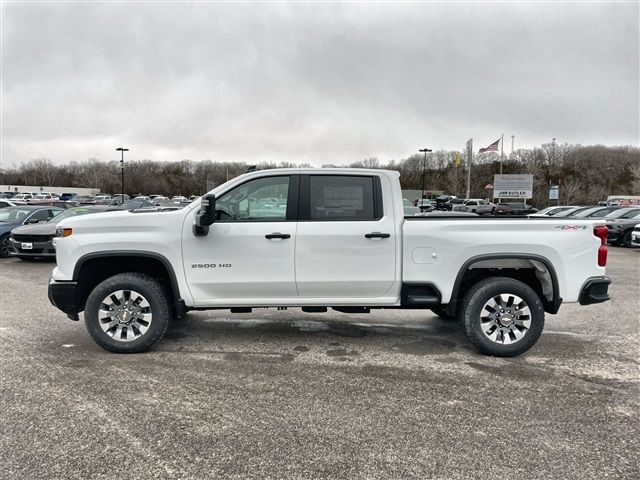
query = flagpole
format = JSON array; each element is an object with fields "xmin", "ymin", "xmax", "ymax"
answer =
[
  {"xmin": 500, "ymin": 133, "xmax": 504, "ymax": 174},
  {"xmin": 465, "ymin": 139, "xmax": 472, "ymax": 199}
]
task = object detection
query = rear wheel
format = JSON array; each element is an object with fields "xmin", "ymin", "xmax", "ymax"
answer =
[
  {"xmin": 460, "ymin": 277, "xmax": 544, "ymax": 357},
  {"xmin": 84, "ymin": 273, "xmax": 170, "ymax": 353},
  {"xmin": 621, "ymin": 231, "xmax": 632, "ymax": 247}
]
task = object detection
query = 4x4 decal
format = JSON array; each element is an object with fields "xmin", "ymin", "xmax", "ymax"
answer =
[{"xmin": 555, "ymin": 225, "xmax": 589, "ymax": 230}]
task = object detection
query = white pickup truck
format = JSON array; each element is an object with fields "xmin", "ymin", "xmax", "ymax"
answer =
[{"xmin": 49, "ymin": 168, "xmax": 610, "ymax": 356}]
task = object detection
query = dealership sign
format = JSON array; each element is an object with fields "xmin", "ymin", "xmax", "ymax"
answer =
[{"xmin": 493, "ymin": 174, "xmax": 533, "ymax": 199}]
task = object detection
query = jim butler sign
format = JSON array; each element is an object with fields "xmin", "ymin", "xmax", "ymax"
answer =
[{"xmin": 493, "ymin": 174, "xmax": 533, "ymax": 199}]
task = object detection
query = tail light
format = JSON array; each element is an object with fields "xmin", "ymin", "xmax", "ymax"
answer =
[{"xmin": 593, "ymin": 225, "xmax": 608, "ymax": 267}]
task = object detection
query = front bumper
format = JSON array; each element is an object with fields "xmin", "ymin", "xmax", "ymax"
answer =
[
  {"xmin": 9, "ymin": 238, "xmax": 55, "ymax": 257},
  {"xmin": 606, "ymin": 230, "xmax": 623, "ymax": 243},
  {"xmin": 48, "ymin": 279, "xmax": 80, "ymax": 319},
  {"xmin": 578, "ymin": 276, "xmax": 611, "ymax": 305}
]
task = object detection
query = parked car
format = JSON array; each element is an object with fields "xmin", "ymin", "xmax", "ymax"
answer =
[
  {"xmin": 0, "ymin": 206, "xmax": 63, "ymax": 257},
  {"xmin": 434, "ymin": 195, "xmax": 456, "ymax": 211},
  {"xmin": 171, "ymin": 196, "xmax": 189, "ymax": 203},
  {"xmin": 11, "ymin": 193, "xmax": 34, "ymax": 203},
  {"xmin": 606, "ymin": 212, "xmax": 640, "ymax": 247},
  {"xmin": 9, "ymin": 206, "xmax": 110, "ymax": 260},
  {"xmin": 416, "ymin": 199, "xmax": 434, "ymax": 212},
  {"xmin": 529, "ymin": 206, "xmax": 581, "ymax": 217},
  {"xmin": 448, "ymin": 198, "xmax": 466, "ymax": 211},
  {"xmin": 107, "ymin": 199, "xmax": 153, "ymax": 211},
  {"xmin": 33, "ymin": 194, "xmax": 54, "ymax": 200},
  {"xmin": 49, "ymin": 168, "xmax": 610, "ymax": 357},
  {"xmin": 152, "ymin": 196, "xmax": 170, "ymax": 206},
  {"xmin": 554, "ymin": 206, "xmax": 597, "ymax": 217},
  {"xmin": 58, "ymin": 193, "xmax": 78, "ymax": 201},
  {"xmin": 111, "ymin": 194, "xmax": 130, "ymax": 204},
  {"xmin": 460, "ymin": 199, "xmax": 495, "ymax": 215},
  {"xmin": 0, "ymin": 199, "xmax": 17, "ymax": 209},
  {"xmin": 0, "ymin": 192, "xmax": 15, "ymax": 199},
  {"xmin": 188, "ymin": 196, "xmax": 200, "ymax": 201},
  {"xmin": 495, "ymin": 203, "xmax": 538, "ymax": 215},
  {"xmin": 134, "ymin": 196, "xmax": 151, "ymax": 202},
  {"xmin": 631, "ymin": 225, "xmax": 640, "ymax": 247},
  {"xmin": 603, "ymin": 207, "xmax": 640, "ymax": 220},
  {"xmin": 94, "ymin": 195, "xmax": 113, "ymax": 205},
  {"xmin": 571, "ymin": 206, "xmax": 621, "ymax": 218}
]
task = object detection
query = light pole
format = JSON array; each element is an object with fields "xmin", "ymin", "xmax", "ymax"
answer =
[
  {"xmin": 418, "ymin": 148, "xmax": 432, "ymax": 206},
  {"xmin": 116, "ymin": 147, "xmax": 129, "ymax": 203}
]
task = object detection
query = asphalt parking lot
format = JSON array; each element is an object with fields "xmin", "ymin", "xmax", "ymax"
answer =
[{"xmin": 1, "ymin": 248, "xmax": 638, "ymax": 479}]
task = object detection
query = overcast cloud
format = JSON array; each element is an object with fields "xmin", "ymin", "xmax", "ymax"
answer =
[{"xmin": 2, "ymin": 1, "xmax": 638, "ymax": 167}]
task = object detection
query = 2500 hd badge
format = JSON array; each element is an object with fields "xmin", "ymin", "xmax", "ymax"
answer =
[{"xmin": 191, "ymin": 263, "xmax": 232, "ymax": 268}]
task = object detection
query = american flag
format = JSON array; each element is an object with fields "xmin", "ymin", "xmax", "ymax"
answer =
[{"xmin": 479, "ymin": 139, "xmax": 500, "ymax": 153}]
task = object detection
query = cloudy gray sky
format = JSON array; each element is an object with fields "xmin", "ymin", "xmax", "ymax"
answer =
[{"xmin": 2, "ymin": 1, "xmax": 639, "ymax": 167}]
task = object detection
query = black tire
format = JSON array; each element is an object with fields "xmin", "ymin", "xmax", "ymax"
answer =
[
  {"xmin": 461, "ymin": 277, "xmax": 545, "ymax": 357},
  {"xmin": 621, "ymin": 231, "xmax": 632, "ymax": 248},
  {"xmin": 0, "ymin": 234, "xmax": 10, "ymax": 258},
  {"xmin": 84, "ymin": 273, "xmax": 171, "ymax": 353},
  {"xmin": 430, "ymin": 306, "xmax": 457, "ymax": 321}
]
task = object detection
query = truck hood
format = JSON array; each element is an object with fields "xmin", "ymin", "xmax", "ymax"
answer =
[{"xmin": 57, "ymin": 208, "xmax": 185, "ymax": 231}]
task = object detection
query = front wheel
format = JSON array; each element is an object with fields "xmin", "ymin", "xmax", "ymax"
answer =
[
  {"xmin": 460, "ymin": 277, "xmax": 545, "ymax": 357},
  {"xmin": 0, "ymin": 235, "xmax": 10, "ymax": 258},
  {"xmin": 84, "ymin": 273, "xmax": 171, "ymax": 353},
  {"xmin": 621, "ymin": 231, "xmax": 632, "ymax": 247}
]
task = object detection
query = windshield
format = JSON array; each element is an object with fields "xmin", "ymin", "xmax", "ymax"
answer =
[{"xmin": 0, "ymin": 207, "xmax": 32, "ymax": 223}]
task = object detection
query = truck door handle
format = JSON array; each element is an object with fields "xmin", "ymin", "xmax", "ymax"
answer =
[
  {"xmin": 365, "ymin": 232, "xmax": 391, "ymax": 239},
  {"xmin": 265, "ymin": 233, "xmax": 291, "ymax": 239}
]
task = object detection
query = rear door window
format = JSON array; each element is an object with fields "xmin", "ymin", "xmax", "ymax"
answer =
[{"xmin": 307, "ymin": 176, "xmax": 379, "ymax": 221}]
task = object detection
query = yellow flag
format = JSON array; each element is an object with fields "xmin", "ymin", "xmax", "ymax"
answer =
[{"xmin": 454, "ymin": 153, "xmax": 462, "ymax": 167}]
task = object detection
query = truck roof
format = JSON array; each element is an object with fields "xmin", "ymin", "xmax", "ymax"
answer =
[{"xmin": 236, "ymin": 167, "xmax": 400, "ymax": 178}]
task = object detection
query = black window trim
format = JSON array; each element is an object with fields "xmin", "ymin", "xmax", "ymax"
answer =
[
  {"xmin": 213, "ymin": 174, "xmax": 299, "ymax": 224},
  {"xmin": 298, "ymin": 173, "xmax": 384, "ymax": 222}
]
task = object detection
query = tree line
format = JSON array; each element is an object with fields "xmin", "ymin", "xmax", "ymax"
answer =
[{"xmin": 1, "ymin": 142, "xmax": 638, "ymax": 206}]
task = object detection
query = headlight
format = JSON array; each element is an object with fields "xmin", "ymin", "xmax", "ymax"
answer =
[{"xmin": 56, "ymin": 227, "xmax": 72, "ymax": 237}]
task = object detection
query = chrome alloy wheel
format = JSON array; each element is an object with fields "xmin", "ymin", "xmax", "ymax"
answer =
[
  {"xmin": 479, "ymin": 294, "xmax": 531, "ymax": 345},
  {"xmin": 99, "ymin": 290, "xmax": 152, "ymax": 342}
]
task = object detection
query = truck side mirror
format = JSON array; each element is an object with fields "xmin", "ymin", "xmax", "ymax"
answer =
[{"xmin": 193, "ymin": 194, "xmax": 216, "ymax": 237}]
